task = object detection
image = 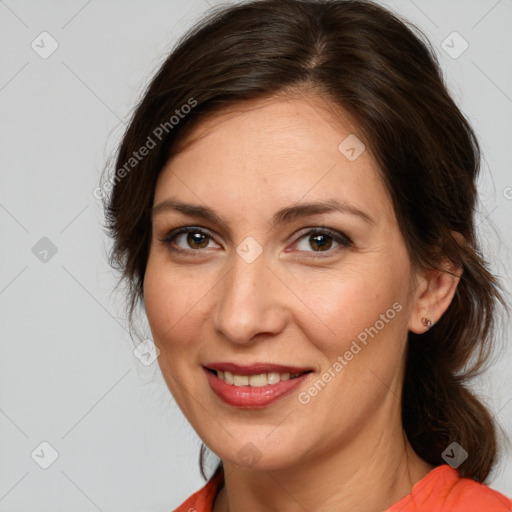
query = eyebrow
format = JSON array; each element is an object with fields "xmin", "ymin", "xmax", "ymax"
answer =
[{"xmin": 151, "ymin": 198, "xmax": 375, "ymax": 228}]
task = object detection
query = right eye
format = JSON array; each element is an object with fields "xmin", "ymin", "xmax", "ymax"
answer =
[{"xmin": 159, "ymin": 226, "xmax": 220, "ymax": 253}]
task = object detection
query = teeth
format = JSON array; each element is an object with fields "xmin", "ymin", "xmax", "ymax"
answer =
[
  {"xmin": 233, "ymin": 374, "xmax": 249, "ymax": 386},
  {"xmin": 215, "ymin": 370, "xmax": 303, "ymax": 386}
]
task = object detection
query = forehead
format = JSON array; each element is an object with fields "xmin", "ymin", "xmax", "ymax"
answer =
[
  {"xmin": 170, "ymin": 93, "xmax": 362, "ymax": 161},
  {"xmin": 155, "ymin": 95, "xmax": 394, "ymax": 225}
]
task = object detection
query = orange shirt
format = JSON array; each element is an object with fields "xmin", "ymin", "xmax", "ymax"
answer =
[{"xmin": 173, "ymin": 464, "xmax": 512, "ymax": 512}]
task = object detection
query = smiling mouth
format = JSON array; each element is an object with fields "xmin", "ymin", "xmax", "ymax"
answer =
[{"xmin": 205, "ymin": 368, "xmax": 312, "ymax": 387}]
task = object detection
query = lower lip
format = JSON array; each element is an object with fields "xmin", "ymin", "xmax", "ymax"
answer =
[{"xmin": 204, "ymin": 368, "xmax": 311, "ymax": 408}]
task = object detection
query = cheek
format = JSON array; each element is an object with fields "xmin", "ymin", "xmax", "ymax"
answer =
[
  {"xmin": 291, "ymin": 265, "xmax": 410, "ymax": 422},
  {"xmin": 290, "ymin": 255, "xmax": 410, "ymax": 360},
  {"xmin": 143, "ymin": 257, "xmax": 185, "ymax": 348},
  {"xmin": 143, "ymin": 256, "xmax": 215, "ymax": 352}
]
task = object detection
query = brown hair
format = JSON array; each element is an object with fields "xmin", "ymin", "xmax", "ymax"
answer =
[{"xmin": 103, "ymin": 0, "xmax": 508, "ymax": 483}]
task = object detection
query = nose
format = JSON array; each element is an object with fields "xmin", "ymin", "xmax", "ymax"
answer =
[{"xmin": 212, "ymin": 250, "xmax": 289, "ymax": 345}]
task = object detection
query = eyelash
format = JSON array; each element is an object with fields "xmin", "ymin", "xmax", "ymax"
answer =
[{"xmin": 158, "ymin": 225, "xmax": 353, "ymax": 257}]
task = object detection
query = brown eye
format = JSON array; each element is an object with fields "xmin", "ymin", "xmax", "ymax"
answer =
[
  {"xmin": 293, "ymin": 228, "xmax": 352, "ymax": 255},
  {"xmin": 309, "ymin": 233, "xmax": 333, "ymax": 251},
  {"xmin": 160, "ymin": 227, "xmax": 218, "ymax": 253},
  {"xmin": 184, "ymin": 231, "xmax": 210, "ymax": 249}
]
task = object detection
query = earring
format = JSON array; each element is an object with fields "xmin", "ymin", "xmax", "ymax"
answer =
[{"xmin": 422, "ymin": 317, "xmax": 433, "ymax": 328}]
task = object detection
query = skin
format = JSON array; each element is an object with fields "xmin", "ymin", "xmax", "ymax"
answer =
[{"xmin": 143, "ymin": 93, "xmax": 460, "ymax": 512}]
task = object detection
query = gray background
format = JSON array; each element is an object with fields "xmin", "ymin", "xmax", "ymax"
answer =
[{"xmin": 0, "ymin": 0, "xmax": 511, "ymax": 510}]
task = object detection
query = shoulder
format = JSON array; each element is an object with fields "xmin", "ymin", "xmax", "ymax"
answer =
[
  {"xmin": 173, "ymin": 468, "xmax": 224, "ymax": 512},
  {"xmin": 442, "ymin": 469, "xmax": 512, "ymax": 512},
  {"xmin": 389, "ymin": 465, "xmax": 512, "ymax": 512}
]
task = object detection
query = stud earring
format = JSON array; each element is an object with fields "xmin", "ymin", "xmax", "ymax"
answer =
[{"xmin": 422, "ymin": 317, "xmax": 433, "ymax": 328}]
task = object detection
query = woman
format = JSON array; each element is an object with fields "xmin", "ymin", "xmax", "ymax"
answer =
[{"xmin": 102, "ymin": 0, "xmax": 511, "ymax": 510}]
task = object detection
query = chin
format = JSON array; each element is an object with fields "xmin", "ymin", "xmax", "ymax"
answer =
[{"xmin": 211, "ymin": 436, "xmax": 307, "ymax": 471}]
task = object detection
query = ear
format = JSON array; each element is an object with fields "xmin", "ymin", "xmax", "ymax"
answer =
[{"xmin": 408, "ymin": 233, "xmax": 464, "ymax": 334}]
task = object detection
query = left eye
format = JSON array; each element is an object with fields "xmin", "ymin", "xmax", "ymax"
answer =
[
  {"xmin": 159, "ymin": 226, "xmax": 352, "ymax": 255},
  {"xmin": 293, "ymin": 228, "xmax": 352, "ymax": 253}
]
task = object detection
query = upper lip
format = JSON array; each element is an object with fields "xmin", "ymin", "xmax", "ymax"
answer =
[{"xmin": 204, "ymin": 362, "xmax": 313, "ymax": 376}]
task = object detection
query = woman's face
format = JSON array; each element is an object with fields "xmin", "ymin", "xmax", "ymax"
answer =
[{"xmin": 144, "ymin": 95, "xmax": 421, "ymax": 470}]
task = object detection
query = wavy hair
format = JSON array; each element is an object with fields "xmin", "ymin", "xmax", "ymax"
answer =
[{"xmin": 103, "ymin": 0, "xmax": 509, "ymax": 483}]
